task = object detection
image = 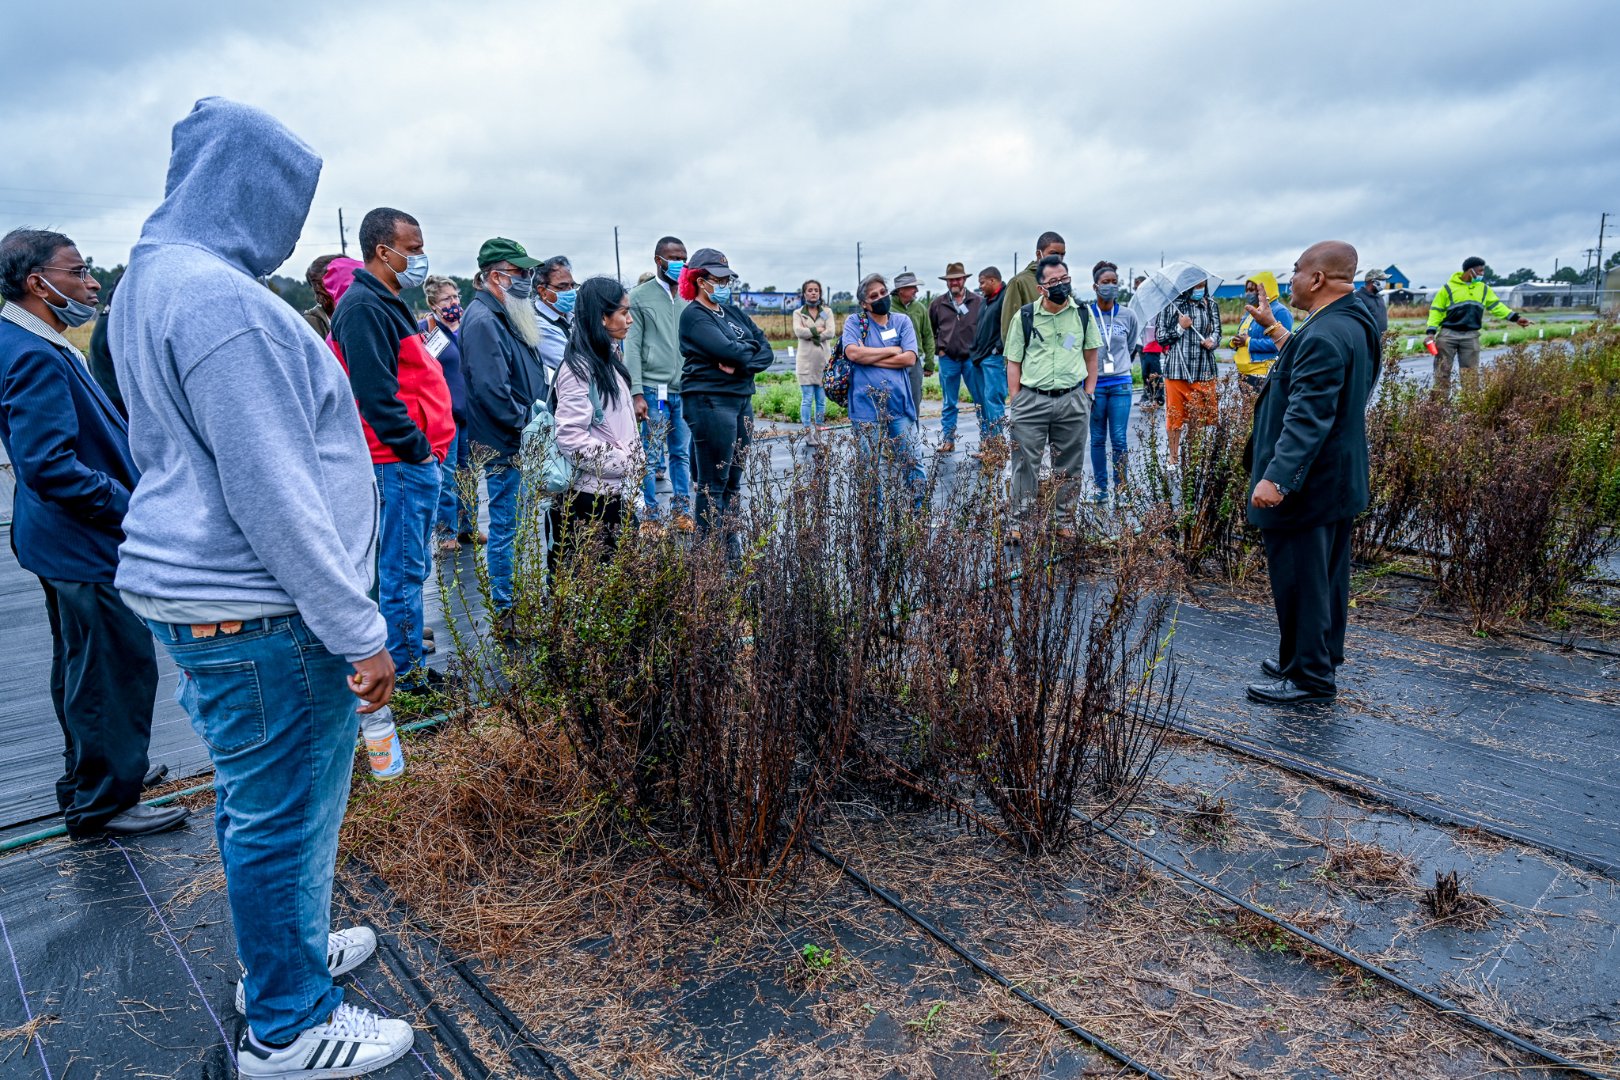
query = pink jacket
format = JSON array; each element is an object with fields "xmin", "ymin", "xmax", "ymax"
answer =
[{"xmin": 552, "ymin": 359, "xmax": 638, "ymax": 496}]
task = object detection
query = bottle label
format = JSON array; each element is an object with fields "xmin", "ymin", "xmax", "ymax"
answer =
[{"xmin": 366, "ymin": 731, "xmax": 404, "ymax": 779}]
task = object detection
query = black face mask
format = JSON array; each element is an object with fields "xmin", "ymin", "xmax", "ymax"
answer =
[
  {"xmin": 869, "ymin": 296, "xmax": 891, "ymax": 316},
  {"xmin": 1245, "ymin": 291, "xmax": 1259, "ymax": 303},
  {"xmin": 1044, "ymin": 282, "xmax": 1072, "ymax": 305}
]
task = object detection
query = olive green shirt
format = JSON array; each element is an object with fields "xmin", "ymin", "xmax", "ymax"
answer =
[{"xmin": 1003, "ymin": 298, "xmax": 1102, "ymax": 390}]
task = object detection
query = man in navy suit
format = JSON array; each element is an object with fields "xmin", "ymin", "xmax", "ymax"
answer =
[{"xmin": 0, "ymin": 229, "xmax": 185, "ymax": 838}]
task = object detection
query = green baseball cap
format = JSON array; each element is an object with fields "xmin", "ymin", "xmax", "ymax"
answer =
[{"xmin": 476, "ymin": 237, "xmax": 540, "ymax": 270}]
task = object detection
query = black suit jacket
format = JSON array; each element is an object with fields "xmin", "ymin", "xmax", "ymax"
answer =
[{"xmin": 1246, "ymin": 292, "xmax": 1379, "ymax": 531}]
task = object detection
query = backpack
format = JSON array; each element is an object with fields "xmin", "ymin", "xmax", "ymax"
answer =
[
  {"xmin": 1019, "ymin": 301, "xmax": 1092, "ymax": 353},
  {"xmin": 521, "ymin": 377, "xmax": 603, "ymax": 496},
  {"xmin": 823, "ymin": 312, "xmax": 868, "ymax": 408}
]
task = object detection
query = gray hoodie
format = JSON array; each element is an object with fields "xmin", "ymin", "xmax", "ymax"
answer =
[{"xmin": 113, "ymin": 98, "xmax": 386, "ymax": 662}]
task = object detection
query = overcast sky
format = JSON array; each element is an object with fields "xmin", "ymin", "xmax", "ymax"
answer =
[{"xmin": 3, "ymin": 1, "xmax": 1617, "ymax": 294}]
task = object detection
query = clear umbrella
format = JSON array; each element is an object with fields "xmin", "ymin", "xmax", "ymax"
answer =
[{"xmin": 1128, "ymin": 261, "xmax": 1224, "ymax": 334}]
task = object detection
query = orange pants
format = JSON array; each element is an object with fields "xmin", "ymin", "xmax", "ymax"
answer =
[{"xmin": 1164, "ymin": 379, "xmax": 1217, "ymax": 431}]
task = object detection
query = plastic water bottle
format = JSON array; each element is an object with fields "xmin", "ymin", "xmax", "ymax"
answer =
[{"xmin": 362, "ymin": 706, "xmax": 406, "ymax": 781}]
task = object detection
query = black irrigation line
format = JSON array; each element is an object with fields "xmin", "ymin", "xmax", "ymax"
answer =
[
  {"xmin": 1164, "ymin": 712, "xmax": 1619, "ymax": 881},
  {"xmin": 333, "ymin": 876, "xmax": 491, "ymax": 1080},
  {"xmin": 1085, "ymin": 817, "xmax": 1619, "ymax": 1080},
  {"xmin": 807, "ymin": 838, "xmax": 1170, "ymax": 1080},
  {"xmin": 1350, "ymin": 588, "xmax": 1620, "ymax": 660},
  {"xmin": 345, "ymin": 866, "xmax": 578, "ymax": 1080}
]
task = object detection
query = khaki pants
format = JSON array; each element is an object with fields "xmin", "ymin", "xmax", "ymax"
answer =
[
  {"xmin": 1433, "ymin": 328, "xmax": 1480, "ymax": 391},
  {"xmin": 1009, "ymin": 385, "xmax": 1091, "ymax": 519}
]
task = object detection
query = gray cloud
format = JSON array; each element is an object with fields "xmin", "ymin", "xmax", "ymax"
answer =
[{"xmin": 2, "ymin": 0, "xmax": 1616, "ymax": 293}]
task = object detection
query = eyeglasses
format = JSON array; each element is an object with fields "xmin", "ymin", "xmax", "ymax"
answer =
[
  {"xmin": 545, "ymin": 280, "xmax": 578, "ymax": 293},
  {"xmin": 39, "ymin": 265, "xmax": 94, "ymax": 282},
  {"xmin": 495, "ymin": 266, "xmax": 534, "ymax": 282},
  {"xmin": 1041, "ymin": 276, "xmax": 1072, "ymax": 288}
]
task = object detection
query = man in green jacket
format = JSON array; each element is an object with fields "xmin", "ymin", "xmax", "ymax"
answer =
[
  {"xmin": 1000, "ymin": 230, "xmax": 1067, "ymax": 341},
  {"xmin": 1425, "ymin": 256, "xmax": 1529, "ymax": 391},
  {"xmin": 625, "ymin": 236, "xmax": 693, "ymax": 530},
  {"xmin": 891, "ymin": 271, "xmax": 934, "ymax": 408}
]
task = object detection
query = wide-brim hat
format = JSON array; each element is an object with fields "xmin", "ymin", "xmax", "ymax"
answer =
[
  {"xmin": 688, "ymin": 247, "xmax": 737, "ymax": 279},
  {"xmin": 939, "ymin": 262, "xmax": 969, "ymax": 280},
  {"xmin": 892, "ymin": 271, "xmax": 923, "ymax": 291}
]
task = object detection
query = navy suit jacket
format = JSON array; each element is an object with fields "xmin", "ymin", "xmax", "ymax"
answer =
[{"xmin": 0, "ymin": 318, "xmax": 138, "ymax": 583}]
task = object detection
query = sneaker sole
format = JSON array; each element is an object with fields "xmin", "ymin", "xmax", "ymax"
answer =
[{"xmin": 238, "ymin": 1041, "xmax": 412, "ymax": 1080}]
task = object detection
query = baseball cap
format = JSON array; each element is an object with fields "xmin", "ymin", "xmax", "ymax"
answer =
[
  {"xmin": 687, "ymin": 247, "xmax": 736, "ymax": 279},
  {"xmin": 477, "ymin": 237, "xmax": 540, "ymax": 270}
]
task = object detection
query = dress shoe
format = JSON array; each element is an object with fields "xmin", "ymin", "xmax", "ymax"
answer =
[
  {"xmin": 143, "ymin": 763, "xmax": 169, "ymax": 788},
  {"xmin": 1261, "ymin": 658, "xmax": 1284, "ymax": 680},
  {"xmin": 1245, "ymin": 678, "xmax": 1335, "ymax": 706},
  {"xmin": 102, "ymin": 803, "xmax": 189, "ymax": 837},
  {"xmin": 456, "ymin": 531, "xmax": 488, "ymax": 546}
]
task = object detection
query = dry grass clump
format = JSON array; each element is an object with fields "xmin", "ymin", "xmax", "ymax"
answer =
[
  {"xmin": 1318, "ymin": 835, "xmax": 1420, "ymax": 894},
  {"xmin": 1421, "ymin": 869, "xmax": 1500, "ymax": 931}
]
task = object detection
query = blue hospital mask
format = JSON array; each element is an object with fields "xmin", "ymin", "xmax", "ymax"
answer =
[
  {"xmin": 1190, "ymin": 288, "xmax": 1206, "ymax": 301},
  {"xmin": 553, "ymin": 287, "xmax": 578, "ymax": 315},
  {"xmin": 710, "ymin": 284, "xmax": 732, "ymax": 306},
  {"xmin": 663, "ymin": 260, "xmax": 684, "ymax": 282}
]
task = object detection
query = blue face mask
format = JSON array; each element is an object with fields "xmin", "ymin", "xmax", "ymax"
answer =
[
  {"xmin": 663, "ymin": 260, "xmax": 684, "ymax": 283},
  {"xmin": 1190, "ymin": 288, "xmax": 1206, "ymax": 301},
  {"xmin": 710, "ymin": 284, "xmax": 732, "ymax": 306},
  {"xmin": 501, "ymin": 271, "xmax": 534, "ymax": 301},
  {"xmin": 1095, "ymin": 283, "xmax": 1120, "ymax": 302},
  {"xmin": 552, "ymin": 287, "xmax": 578, "ymax": 316},
  {"xmin": 386, "ymin": 246, "xmax": 430, "ymax": 290},
  {"xmin": 40, "ymin": 277, "xmax": 99, "ymax": 329}
]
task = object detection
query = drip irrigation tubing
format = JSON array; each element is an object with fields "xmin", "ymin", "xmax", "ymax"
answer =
[
  {"xmin": 348, "ymin": 868, "xmax": 577, "ymax": 1080},
  {"xmin": 1350, "ymin": 590, "xmax": 1620, "ymax": 660},
  {"xmin": 333, "ymin": 876, "xmax": 492, "ymax": 1080},
  {"xmin": 1163, "ymin": 713, "xmax": 1619, "ymax": 880},
  {"xmin": 1086, "ymin": 817, "xmax": 1618, "ymax": 1080},
  {"xmin": 0, "ymin": 710, "xmax": 458, "ymax": 854},
  {"xmin": 807, "ymin": 837, "xmax": 1170, "ymax": 1080}
]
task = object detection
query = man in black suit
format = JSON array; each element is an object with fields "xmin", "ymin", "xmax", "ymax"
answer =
[
  {"xmin": 1242, "ymin": 241, "xmax": 1379, "ymax": 705},
  {"xmin": 0, "ymin": 228, "xmax": 184, "ymax": 836}
]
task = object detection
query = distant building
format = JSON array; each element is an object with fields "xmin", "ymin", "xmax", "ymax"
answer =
[
  {"xmin": 1600, "ymin": 266, "xmax": 1620, "ymax": 315},
  {"xmin": 1214, "ymin": 273, "xmax": 1291, "ymax": 300},
  {"xmin": 1504, "ymin": 281, "xmax": 1579, "ymax": 309}
]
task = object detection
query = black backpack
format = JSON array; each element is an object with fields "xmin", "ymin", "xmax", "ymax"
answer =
[{"xmin": 1020, "ymin": 301, "xmax": 1092, "ymax": 352}]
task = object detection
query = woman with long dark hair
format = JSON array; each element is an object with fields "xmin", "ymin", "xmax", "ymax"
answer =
[
  {"xmin": 550, "ymin": 276, "xmax": 639, "ymax": 568},
  {"xmin": 677, "ymin": 247, "xmax": 773, "ymax": 555},
  {"xmin": 793, "ymin": 278, "xmax": 833, "ymax": 430}
]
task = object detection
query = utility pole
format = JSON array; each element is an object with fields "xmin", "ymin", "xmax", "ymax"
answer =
[
  {"xmin": 613, "ymin": 226, "xmax": 622, "ymax": 284},
  {"xmin": 1595, "ymin": 212, "xmax": 1610, "ymax": 308},
  {"xmin": 856, "ymin": 241, "xmax": 862, "ymax": 291},
  {"xmin": 338, "ymin": 208, "xmax": 348, "ymax": 256}
]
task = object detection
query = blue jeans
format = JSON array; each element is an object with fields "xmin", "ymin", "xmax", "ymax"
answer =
[
  {"xmin": 936, "ymin": 355, "xmax": 984, "ymax": 440},
  {"xmin": 436, "ymin": 425, "xmax": 472, "ymax": 536},
  {"xmin": 800, "ymin": 384, "xmax": 825, "ymax": 426},
  {"xmin": 975, "ymin": 355, "xmax": 1008, "ymax": 439},
  {"xmin": 484, "ymin": 457, "xmax": 527, "ymax": 611},
  {"xmin": 640, "ymin": 390, "xmax": 692, "ymax": 521},
  {"xmin": 856, "ymin": 415, "xmax": 925, "ymax": 509},
  {"xmin": 150, "ymin": 614, "xmax": 358, "ymax": 1045},
  {"xmin": 374, "ymin": 460, "xmax": 439, "ymax": 677},
  {"xmin": 1090, "ymin": 382, "xmax": 1133, "ymax": 494}
]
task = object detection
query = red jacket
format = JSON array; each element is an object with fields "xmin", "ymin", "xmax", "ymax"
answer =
[{"xmin": 329, "ymin": 269, "xmax": 455, "ymax": 465}]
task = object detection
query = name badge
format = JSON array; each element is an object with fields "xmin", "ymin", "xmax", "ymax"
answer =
[
  {"xmin": 1062, "ymin": 332, "xmax": 1076, "ymax": 351},
  {"xmin": 881, "ymin": 328, "xmax": 898, "ymax": 343},
  {"xmin": 1102, "ymin": 356, "xmax": 1116, "ymax": 374},
  {"xmin": 423, "ymin": 328, "xmax": 450, "ymax": 358},
  {"xmin": 657, "ymin": 383, "xmax": 669, "ymax": 403}
]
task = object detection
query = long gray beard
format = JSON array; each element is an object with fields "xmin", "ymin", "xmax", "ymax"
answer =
[{"xmin": 502, "ymin": 292, "xmax": 542, "ymax": 349}]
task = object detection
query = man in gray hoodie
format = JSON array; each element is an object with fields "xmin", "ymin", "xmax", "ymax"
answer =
[{"xmin": 113, "ymin": 98, "xmax": 414, "ymax": 1076}]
